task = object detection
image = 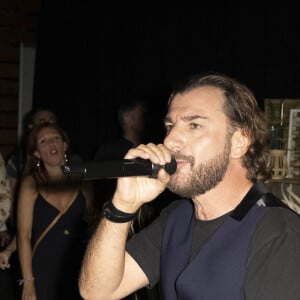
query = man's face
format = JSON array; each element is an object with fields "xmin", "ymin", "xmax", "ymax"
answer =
[
  {"xmin": 31, "ymin": 110, "xmax": 57, "ymax": 128},
  {"xmin": 131, "ymin": 104, "xmax": 146, "ymax": 132},
  {"xmin": 164, "ymin": 86, "xmax": 232, "ymax": 198}
]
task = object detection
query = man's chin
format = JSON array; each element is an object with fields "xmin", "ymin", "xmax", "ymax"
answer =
[
  {"xmin": 169, "ymin": 172, "xmax": 183, "ymax": 184},
  {"xmin": 168, "ymin": 175, "xmax": 187, "ymax": 194}
]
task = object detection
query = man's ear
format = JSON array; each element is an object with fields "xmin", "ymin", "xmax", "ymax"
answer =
[{"xmin": 231, "ymin": 129, "xmax": 251, "ymax": 159}]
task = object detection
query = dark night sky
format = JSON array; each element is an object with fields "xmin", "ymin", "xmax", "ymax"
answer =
[{"xmin": 33, "ymin": 2, "xmax": 300, "ymax": 159}]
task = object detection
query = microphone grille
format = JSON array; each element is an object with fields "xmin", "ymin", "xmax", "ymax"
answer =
[{"xmin": 165, "ymin": 157, "xmax": 177, "ymax": 175}]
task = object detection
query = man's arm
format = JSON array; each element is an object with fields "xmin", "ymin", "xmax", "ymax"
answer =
[
  {"xmin": 79, "ymin": 143, "xmax": 172, "ymax": 300},
  {"xmin": 245, "ymin": 208, "xmax": 300, "ymax": 300},
  {"xmin": 79, "ymin": 216, "xmax": 149, "ymax": 300}
]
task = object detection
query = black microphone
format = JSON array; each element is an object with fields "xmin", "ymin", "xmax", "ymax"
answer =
[{"xmin": 61, "ymin": 157, "xmax": 177, "ymax": 180}]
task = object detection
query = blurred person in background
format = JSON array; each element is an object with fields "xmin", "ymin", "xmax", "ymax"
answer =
[
  {"xmin": 0, "ymin": 151, "xmax": 16, "ymax": 299},
  {"xmin": 93, "ymin": 100, "xmax": 150, "ymax": 221}
]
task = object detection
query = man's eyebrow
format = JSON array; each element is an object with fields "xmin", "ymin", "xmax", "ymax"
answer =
[
  {"xmin": 182, "ymin": 115, "xmax": 207, "ymax": 121},
  {"xmin": 163, "ymin": 116, "xmax": 172, "ymax": 123},
  {"xmin": 163, "ymin": 115, "xmax": 207, "ymax": 123}
]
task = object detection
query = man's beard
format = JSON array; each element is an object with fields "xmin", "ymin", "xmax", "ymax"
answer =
[{"xmin": 167, "ymin": 137, "xmax": 231, "ymax": 198}]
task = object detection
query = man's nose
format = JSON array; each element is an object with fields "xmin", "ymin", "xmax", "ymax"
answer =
[{"xmin": 164, "ymin": 127, "xmax": 185, "ymax": 152}]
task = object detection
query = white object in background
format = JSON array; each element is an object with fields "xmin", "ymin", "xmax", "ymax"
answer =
[
  {"xmin": 280, "ymin": 183, "xmax": 300, "ymax": 214},
  {"xmin": 270, "ymin": 149, "xmax": 287, "ymax": 180},
  {"xmin": 287, "ymin": 109, "xmax": 300, "ymax": 178}
]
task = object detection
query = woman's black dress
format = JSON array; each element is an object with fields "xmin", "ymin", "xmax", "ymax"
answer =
[{"xmin": 31, "ymin": 191, "xmax": 88, "ymax": 300}]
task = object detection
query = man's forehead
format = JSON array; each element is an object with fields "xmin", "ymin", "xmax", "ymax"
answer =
[
  {"xmin": 33, "ymin": 111, "xmax": 56, "ymax": 123},
  {"xmin": 169, "ymin": 90, "xmax": 223, "ymax": 112}
]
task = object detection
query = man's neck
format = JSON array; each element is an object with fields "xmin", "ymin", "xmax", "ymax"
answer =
[{"xmin": 192, "ymin": 175, "xmax": 253, "ymax": 221}]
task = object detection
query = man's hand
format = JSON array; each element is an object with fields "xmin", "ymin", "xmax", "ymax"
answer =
[{"xmin": 112, "ymin": 143, "xmax": 172, "ymax": 213}]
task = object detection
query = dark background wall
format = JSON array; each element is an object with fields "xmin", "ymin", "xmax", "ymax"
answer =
[{"xmin": 32, "ymin": 2, "xmax": 300, "ymax": 160}]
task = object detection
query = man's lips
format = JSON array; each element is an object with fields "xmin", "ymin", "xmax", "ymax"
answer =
[{"xmin": 174, "ymin": 159, "xmax": 190, "ymax": 168}]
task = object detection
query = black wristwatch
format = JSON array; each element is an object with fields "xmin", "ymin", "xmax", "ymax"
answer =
[{"xmin": 102, "ymin": 200, "xmax": 138, "ymax": 223}]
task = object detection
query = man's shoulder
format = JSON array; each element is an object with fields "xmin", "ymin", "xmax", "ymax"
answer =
[
  {"xmin": 255, "ymin": 206, "xmax": 300, "ymax": 242},
  {"xmin": 266, "ymin": 206, "xmax": 300, "ymax": 227}
]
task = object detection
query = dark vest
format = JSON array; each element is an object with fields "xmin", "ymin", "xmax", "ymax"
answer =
[{"xmin": 160, "ymin": 182, "xmax": 283, "ymax": 300}]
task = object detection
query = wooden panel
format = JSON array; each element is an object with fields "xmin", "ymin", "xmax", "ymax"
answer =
[
  {"xmin": 0, "ymin": 11, "xmax": 38, "ymax": 30},
  {"xmin": 0, "ymin": 62, "xmax": 19, "ymax": 79},
  {"xmin": 0, "ymin": 0, "xmax": 40, "ymax": 158},
  {"xmin": 0, "ymin": 47, "xmax": 19, "ymax": 62},
  {"xmin": 0, "ymin": 96, "xmax": 18, "ymax": 112},
  {"xmin": 0, "ymin": 79, "xmax": 18, "ymax": 96},
  {"xmin": 0, "ymin": 112, "xmax": 18, "ymax": 127},
  {"xmin": 0, "ymin": 129, "xmax": 18, "ymax": 144},
  {"xmin": 0, "ymin": 0, "xmax": 40, "ymax": 13},
  {"xmin": 0, "ymin": 30, "xmax": 37, "ymax": 44}
]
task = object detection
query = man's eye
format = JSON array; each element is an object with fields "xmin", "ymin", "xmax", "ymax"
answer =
[
  {"xmin": 164, "ymin": 124, "xmax": 173, "ymax": 133},
  {"xmin": 190, "ymin": 123, "xmax": 201, "ymax": 129}
]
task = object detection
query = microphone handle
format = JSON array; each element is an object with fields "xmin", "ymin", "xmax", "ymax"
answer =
[{"xmin": 61, "ymin": 158, "xmax": 174, "ymax": 180}]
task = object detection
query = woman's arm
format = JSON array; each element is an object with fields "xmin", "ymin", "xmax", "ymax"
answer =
[{"xmin": 17, "ymin": 176, "xmax": 38, "ymax": 299}]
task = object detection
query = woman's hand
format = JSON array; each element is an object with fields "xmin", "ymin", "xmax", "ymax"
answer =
[
  {"xmin": 0, "ymin": 248, "xmax": 11, "ymax": 269},
  {"xmin": 22, "ymin": 280, "xmax": 37, "ymax": 300}
]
